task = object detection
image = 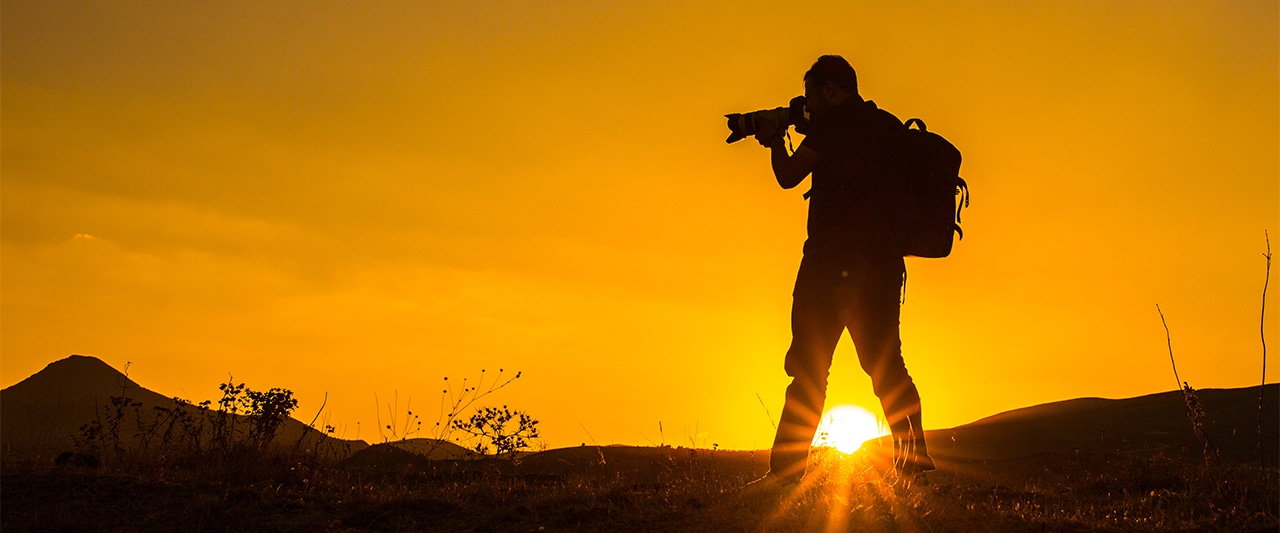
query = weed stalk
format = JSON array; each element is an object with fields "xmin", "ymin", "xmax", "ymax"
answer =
[
  {"xmin": 1259, "ymin": 231, "xmax": 1271, "ymax": 470},
  {"xmin": 1156, "ymin": 304, "xmax": 1220, "ymax": 467}
]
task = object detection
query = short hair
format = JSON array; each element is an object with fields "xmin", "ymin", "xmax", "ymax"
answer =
[{"xmin": 804, "ymin": 55, "xmax": 858, "ymax": 95}]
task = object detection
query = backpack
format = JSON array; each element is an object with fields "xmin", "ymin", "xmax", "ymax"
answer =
[{"xmin": 890, "ymin": 117, "xmax": 969, "ymax": 258}]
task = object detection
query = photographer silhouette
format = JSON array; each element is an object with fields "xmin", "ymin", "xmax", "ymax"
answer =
[{"xmin": 754, "ymin": 55, "xmax": 935, "ymax": 485}]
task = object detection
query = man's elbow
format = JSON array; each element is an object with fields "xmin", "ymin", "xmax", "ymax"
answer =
[{"xmin": 775, "ymin": 167, "xmax": 807, "ymax": 189}]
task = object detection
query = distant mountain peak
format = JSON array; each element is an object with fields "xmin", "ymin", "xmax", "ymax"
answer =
[
  {"xmin": 2, "ymin": 354, "xmax": 371, "ymax": 458},
  {"xmin": 22, "ymin": 354, "xmax": 140, "ymax": 391},
  {"xmin": 49, "ymin": 354, "xmax": 123, "ymax": 372}
]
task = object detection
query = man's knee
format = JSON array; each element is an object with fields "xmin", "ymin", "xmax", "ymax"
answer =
[
  {"xmin": 783, "ymin": 339, "xmax": 833, "ymax": 378},
  {"xmin": 783, "ymin": 354, "xmax": 830, "ymax": 413},
  {"xmin": 784, "ymin": 360, "xmax": 829, "ymax": 393},
  {"xmin": 867, "ymin": 358, "xmax": 914, "ymax": 400},
  {"xmin": 871, "ymin": 369, "xmax": 914, "ymax": 400}
]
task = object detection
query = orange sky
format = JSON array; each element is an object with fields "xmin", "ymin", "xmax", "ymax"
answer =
[{"xmin": 3, "ymin": 1, "xmax": 1277, "ymax": 450}]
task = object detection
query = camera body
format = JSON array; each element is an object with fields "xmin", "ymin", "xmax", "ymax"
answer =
[{"xmin": 725, "ymin": 95, "xmax": 810, "ymax": 143}]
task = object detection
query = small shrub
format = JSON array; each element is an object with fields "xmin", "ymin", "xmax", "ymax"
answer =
[
  {"xmin": 72, "ymin": 378, "xmax": 301, "ymax": 468},
  {"xmin": 451, "ymin": 405, "xmax": 540, "ymax": 459},
  {"xmin": 376, "ymin": 368, "xmax": 528, "ymax": 459}
]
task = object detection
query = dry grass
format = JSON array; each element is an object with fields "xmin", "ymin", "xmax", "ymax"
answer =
[{"xmin": 4, "ymin": 443, "xmax": 1276, "ymax": 532}]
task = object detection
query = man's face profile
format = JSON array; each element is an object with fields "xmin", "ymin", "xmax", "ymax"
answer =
[{"xmin": 804, "ymin": 80, "xmax": 834, "ymax": 115}]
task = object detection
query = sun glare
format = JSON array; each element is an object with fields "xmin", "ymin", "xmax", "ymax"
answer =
[{"xmin": 812, "ymin": 404, "xmax": 885, "ymax": 454}]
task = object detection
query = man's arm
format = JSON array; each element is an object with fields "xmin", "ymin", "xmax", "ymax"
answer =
[{"xmin": 756, "ymin": 125, "xmax": 821, "ymax": 190}]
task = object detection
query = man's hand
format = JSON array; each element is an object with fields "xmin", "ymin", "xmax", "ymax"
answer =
[{"xmin": 755, "ymin": 121, "xmax": 784, "ymax": 147}]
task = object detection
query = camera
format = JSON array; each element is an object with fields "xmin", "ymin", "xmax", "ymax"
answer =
[{"xmin": 724, "ymin": 95, "xmax": 810, "ymax": 143}]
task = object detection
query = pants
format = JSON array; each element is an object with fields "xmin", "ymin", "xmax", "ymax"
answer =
[{"xmin": 769, "ymin": 252, "xmax": 931, "ymax": 479}]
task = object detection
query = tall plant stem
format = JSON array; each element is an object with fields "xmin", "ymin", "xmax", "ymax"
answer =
[
  {"xmin": 1157, "ymin": 304, "xmax": 1181, "ymax": 391},
  {"xmin": 1259, "ymin": 230, "xmax": 1271, "ymax": 469}
]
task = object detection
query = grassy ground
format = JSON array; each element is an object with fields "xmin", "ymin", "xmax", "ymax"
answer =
[{"xmin": 3, "ymin": 444, "xmax": 1277, "ymax": 532}]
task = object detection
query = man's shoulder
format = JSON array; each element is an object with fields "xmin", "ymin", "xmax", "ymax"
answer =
[
  {"xmin": 812, "ymin": 100, "xmax": 901, "ymax": 144},
  {"xmin": 821, "ymin": 99, "xmax": 900, "ymax": 131},
  {"xmin": 862, "ymin": 100, "xmax": 903, "ymax": 129}
]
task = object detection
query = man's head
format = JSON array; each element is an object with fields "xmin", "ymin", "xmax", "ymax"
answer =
[{"xmin": 803, "ymin": 55, "xmax": 859, "ymax": 114}]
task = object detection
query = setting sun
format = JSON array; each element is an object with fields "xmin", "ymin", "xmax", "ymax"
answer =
[{"xmin": 812, "ymin": 404, "xmax": 886, "ymax": 454}]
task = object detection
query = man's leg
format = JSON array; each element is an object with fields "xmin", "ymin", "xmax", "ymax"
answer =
[
  {"xmin": 847, "ymin": 259, "xmax": 934, "ymax": 474},
  {"xmin": 770, "ymin": 261, "xmax": 843, "ymax": 481}
]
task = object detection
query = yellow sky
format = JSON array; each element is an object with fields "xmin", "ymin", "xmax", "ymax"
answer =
[{"xmin": 3, "ymin": 1, "xmax": 1277, "ymax": 449}]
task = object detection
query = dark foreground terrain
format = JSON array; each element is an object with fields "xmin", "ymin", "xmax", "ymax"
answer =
[
  {"xmin": 4, "ymin": 360, "xmax": 1276, "ymax": 531},
  {"xmin": 4, "ymin": 443, "xmax": 1277, "ymax": 532}
]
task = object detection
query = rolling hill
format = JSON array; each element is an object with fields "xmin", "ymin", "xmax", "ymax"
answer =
[
  {"xmin": 0, "ymin": 355, "xmax": 367, "ymax": 459},
  {"xmin": 919, "ymin": 384, "xmax": 1279, "ymax": 466},
  {"xmin": 3, "ymin": 354, "xmax": 1275, "ymax": 473}
]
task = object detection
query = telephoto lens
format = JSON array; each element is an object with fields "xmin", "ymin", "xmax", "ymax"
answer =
[{"xmin": 724, "ymin": 96, "xmax": 808, "ymax": 144}]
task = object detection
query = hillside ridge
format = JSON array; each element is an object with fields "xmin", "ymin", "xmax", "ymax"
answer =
[
  {"xmin": 1, "ymin": 354, "xmax": 367, "ymax": 457},
  {"xmin": 3, "ymin": 355, "xmax": 1275, "ymax": 466}
]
